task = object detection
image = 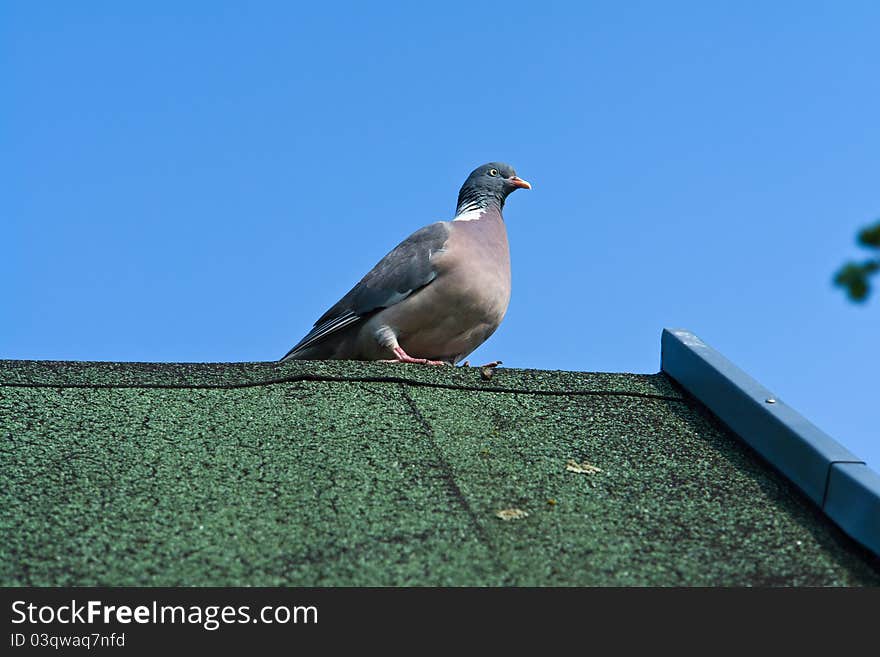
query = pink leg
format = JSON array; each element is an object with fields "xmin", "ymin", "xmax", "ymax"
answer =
[{"xmin": 380, "ymin": 345, "xmax": 450, "ymax": 366}]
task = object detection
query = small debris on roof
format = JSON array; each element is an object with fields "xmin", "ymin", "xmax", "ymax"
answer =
[
  {"xmin": 480, "ymin": 361, "xmax": 502, "ymax": 380},
  {"xmin": 495, "ymin": 508, "xmax": 529, "ymax": 521},
  {"xmin": 566, "ymin": 459, "xmax": 602, "ymax": 475}
]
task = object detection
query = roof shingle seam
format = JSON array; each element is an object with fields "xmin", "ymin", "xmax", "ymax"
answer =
[
  {"xmin": 0, "ymin": 374, "xmax": 687, "ymax": 402},
  {"xmin": 397, "ymin": 383, "xmax": 506, "ymax": 576}
]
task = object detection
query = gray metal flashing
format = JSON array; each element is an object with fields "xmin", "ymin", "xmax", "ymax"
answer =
[
  {"xmin": 824, "ymin": 464, "xmax": 880, "ymax": 557},
  {"xmin": 661, "ymin": 328, "xmax": 880, "ymax": 558}
]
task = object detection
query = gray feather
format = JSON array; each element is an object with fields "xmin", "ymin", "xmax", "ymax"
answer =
[{"xmin": 282, "ymin": 221, "xmax": 450, "ymax": 359}]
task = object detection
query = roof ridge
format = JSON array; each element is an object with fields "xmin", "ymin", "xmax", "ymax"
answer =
[
  {"xmin": 0, "ymin": 359, "xmax": 684, "ymax": 399},
  {"xmin": 0, "ymin": 369, "xmax": 685, "ymax": 401}
]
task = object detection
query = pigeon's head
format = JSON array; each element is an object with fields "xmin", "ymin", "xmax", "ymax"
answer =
[{"xmin": 456, "ymin": 162, "xmax": 531, "ymax": 214}]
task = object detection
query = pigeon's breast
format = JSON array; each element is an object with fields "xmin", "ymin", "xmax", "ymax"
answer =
[
  {"xmin": 439, "ymin": 212, "xmax": 511, "ymax": 320},
  {"xmin": 389, "ymin": 212, "xmax": 511, "ymax": 360}
]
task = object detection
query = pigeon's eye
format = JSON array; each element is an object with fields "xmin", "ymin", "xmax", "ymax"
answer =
[{"xmin": 488, "ymin": 169, "xmax": 498, "ymax": 177}]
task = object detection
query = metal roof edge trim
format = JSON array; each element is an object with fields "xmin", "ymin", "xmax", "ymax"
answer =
[
  {"xmin": 824, "ymin": 464, "xmax": 880, "ymax": 557},
  {"xmin": 660, "ymin": 328, "xmax": 879, "ymax": 558}
]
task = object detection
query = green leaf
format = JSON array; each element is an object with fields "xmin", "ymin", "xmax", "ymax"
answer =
[
  {"xmin": 833, "ymin": 261, "xmax": 872, "ymax": 301},
  {"xmin": 857, "ymin": 221, "xmax": 880, "ymax": 248}
]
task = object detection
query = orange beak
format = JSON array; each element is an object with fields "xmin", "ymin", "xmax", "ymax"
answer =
[{"xmin": 508, "ymin": 175, "xmax": 532, "ymax": 190}]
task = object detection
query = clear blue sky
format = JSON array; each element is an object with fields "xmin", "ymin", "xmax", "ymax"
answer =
[{"xmin": 3, "ymin": 3, "xmax": 878, "ymax": 467}]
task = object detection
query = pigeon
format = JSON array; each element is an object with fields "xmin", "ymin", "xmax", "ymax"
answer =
[{"xmin": 281, "ymin": 162, "xmax": 530, "ymax": 365}]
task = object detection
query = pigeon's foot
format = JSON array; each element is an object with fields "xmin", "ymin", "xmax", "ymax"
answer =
[{"xmin": 381, "ymin": 346, "xmax": 450, "ymax": 366}]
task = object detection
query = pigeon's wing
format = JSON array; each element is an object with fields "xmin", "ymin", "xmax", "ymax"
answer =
[{"xmin": 281, "ymin": 221, "xmax": 450, "ymax": 359}]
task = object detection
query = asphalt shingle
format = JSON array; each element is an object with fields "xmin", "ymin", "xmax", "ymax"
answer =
[{"xmin": 1, "ymin": 360, "xmax": 878, "ymax": 586}]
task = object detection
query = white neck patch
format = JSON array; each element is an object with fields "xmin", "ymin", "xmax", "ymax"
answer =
[{"xmin": 452, "ymin": 208, "xmax": 485, "ymax": 222}]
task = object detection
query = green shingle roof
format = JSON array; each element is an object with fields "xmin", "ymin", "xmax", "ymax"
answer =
[{"xmin": 2, "ymin": 359, "xmax": 878, "ymax": 586}]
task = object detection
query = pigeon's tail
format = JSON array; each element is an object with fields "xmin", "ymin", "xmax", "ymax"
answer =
[
  {"xmin": 279, "ymin": 342, "xmax": 334, "ymax": 362},
  {"xmin": 280, "ymin": 347, "xmax": 313, "ymax": 362},
  {"xmin": 279, "ymin": 319, "xmax": 365, "ymax": 362}
]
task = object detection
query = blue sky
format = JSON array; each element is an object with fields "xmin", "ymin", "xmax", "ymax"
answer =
[{"xmin": 3, "ymin": 2, "xmax": 878, "ymax": 468}]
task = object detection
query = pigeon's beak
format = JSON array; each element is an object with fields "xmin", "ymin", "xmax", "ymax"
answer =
[{"xmin": 508, "ymin": 176, "xmax": 532, "ymax": 190}]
